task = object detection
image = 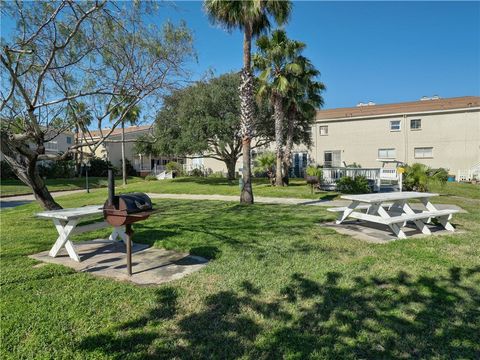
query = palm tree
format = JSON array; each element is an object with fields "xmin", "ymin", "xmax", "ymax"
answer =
[
  {"xmin": 110, "ymin": 103, "xmax": 141, "ymax": 186},
  {"xmin": 204, "ymin": 0, "xmax": 291, "ymax": 203},
  {"xmin": 67, "ymin": 102, "xmax": 92, "ymax": 177},
  {"xmin": 283, "ymin": 59, "xmax": 325, "ymax": 183},
  {"xmin": 254, "ymin": 29, "xmax": 305, "ymax": 186}
]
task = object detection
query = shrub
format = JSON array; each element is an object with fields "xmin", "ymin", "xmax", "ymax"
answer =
[
  {"xmin": 402, "ymin": 163, "xmax": 448, "ymax": 191},
  {"xmin": 336, "ymin": 175, "xmax": 371, "ymax": 194},
  {"xmin": 165, "ymin": 161, "xmax": 184, "ymax": 176},
  {"xmin": 305, "ymin": 165, "xmax": 322, "ymax": 180},
  {"xmin": 253, "ymin": 151, "xmax": 275, "ymax": 178},
  {"xmin": 429, "ymin": 167, "xmax": 449, "ymax": 184},
  {"xmin": 120, "ymin": 158, "xmax": 137, "ymax": 176},
  {"xmin": 208, "ymin": 171, "xmax": 225, "ymax": 178},
  {"xmin": 1, "ymin": 160, "xmax": 17, "ymax": 179},
  {"xmin": 86, "ymin": 158, "xmax": 116, "ymax": 177},
  {"xmin": 144, "ymin": 174, "xmax": 157, "ymax": 181},
  {"xmin": 189, "ymin": 168, "xmax": 204, "ymax": 177},
  {"xmin": 38, "ymin": 160, "xmax": 75, "ymax": 178}
]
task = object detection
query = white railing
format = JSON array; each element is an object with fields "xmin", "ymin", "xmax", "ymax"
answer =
[
  {"xmin": 457, "ymin": 162, "xmax": 480, "ymax": 182},
  {"xmin": 321, "ymin": 167, "xmax": 401, "ymax": 191}
]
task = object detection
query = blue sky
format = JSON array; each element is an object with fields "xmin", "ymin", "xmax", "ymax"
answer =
[{"xmin": 158, "ymin": 1, "xmax": 480, "ymax": 109}]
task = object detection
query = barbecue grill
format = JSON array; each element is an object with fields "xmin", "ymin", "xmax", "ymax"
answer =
[{"xmin": 103, "ymin": 169, "xmax": 153, "ymax": 276}]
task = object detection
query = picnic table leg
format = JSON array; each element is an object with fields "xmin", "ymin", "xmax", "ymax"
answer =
[
  {"xmin": 419, "ymin": 198, "xmax": 437, "ymax": 223},
  {"xmin": 401, "ymin": 202, "xmax": 431, "ymax": 235},
  {"xmin": 109, "ymin": 226, "xmax": 127, "ymax": 243},
  {"xmin": 336, "ymin": 201, "xmax": 359, "ymax": 224},
  {"xmin": 366, "ymin": 202, "xmax": 380, "ymax": 215},
  {"xmin": 437, "ymin": 214, "xmax": 455, "ymax": 232},
  {"xmin": 420, "ymin": 198, "xmax": 455, "ymax": 231},
  {"xmin": 377, "ymin": 206, "xmax": 407, "ymax": 239},
  {"xmin": 49, "ymin": 219, "xmax": 80, "ymax": 262},
  {"xmin": 389, "ymin": 223, "xmax": 407, "ymax": 239}
]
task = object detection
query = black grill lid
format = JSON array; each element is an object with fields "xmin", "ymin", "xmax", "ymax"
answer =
[{"xmin": 117, "ymin": 193, "xmax": 152, "ymax": 212}]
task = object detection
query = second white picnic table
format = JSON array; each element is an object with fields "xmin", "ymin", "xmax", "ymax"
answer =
[
  {"xmin": 37, "ymin": 205, "xmax": 127, "ymax": 262},
  {"xmin": 329, "ymin": 191, "xmax": 458, "ymax": 239}
]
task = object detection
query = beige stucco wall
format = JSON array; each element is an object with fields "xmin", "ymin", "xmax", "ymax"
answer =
[
  {"xmin": 312, "ymin": 108, "xmax": 480, "ymax": 173},
  {"xmin": 186, "ymin": 108, "xmax": 480, "ymax": 176}
]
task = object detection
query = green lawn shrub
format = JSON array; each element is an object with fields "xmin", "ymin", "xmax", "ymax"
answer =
[{"xmin": 336, "ymin": 175, "xmax": 370, "ymax": 194}]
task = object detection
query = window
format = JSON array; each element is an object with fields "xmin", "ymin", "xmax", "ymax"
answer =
[
  {"xmin": 66, "ymin": 136, "xmax": 72, "ymax": 144},
  {"xmin": 390, "ymin": 120, "xmax": 401, "ymax": 131},
  {"xmin": 414, "ymin": 147, "xmax": 433, "ymax": 159},
  {"xmin": 410, "ymin": 119, "xmax": 421, "ymax": 130},
  {"xmin": 324, "ymin": 150, "xmax": 341, "ymax": 167},
  {"xmin": 378, "ymin": 148, "xmax": 396, "ymax": 159},
  {"xmin": 319, "ymin": 125, "xmax": 328, "ymax": 136},
  {"xmin": 44, "ymin": 141, "xmax": 58, "ymax": 151}
]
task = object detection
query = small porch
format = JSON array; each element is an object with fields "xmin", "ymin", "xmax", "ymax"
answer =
[{"xmin": 133, "ymin": 154, "xmax": 185, "ymax": 177}]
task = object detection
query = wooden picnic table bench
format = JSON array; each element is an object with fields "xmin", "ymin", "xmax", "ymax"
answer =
[
  {"xmin": 36, "ymin": 205, "xmax": 126, "ymax": 262},
  {"xmin": 327, "ymin": 192, "xmax": 458, "ymax": 239}
]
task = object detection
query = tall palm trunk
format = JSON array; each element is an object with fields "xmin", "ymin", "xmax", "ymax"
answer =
[
  {"xmin": 121, "ymin": 121, "xmax": 127, "ymax": 186},
  {"xmin": 273, "ymin": 93, "xmax": 285, "ymax": 186},
  {"xmin": 283, "ymin": 109, "xmax": 295, "ymax": 185},
  {"xmin": 239, "ymin": 24, "xmax": 254, "ymax": 204}
]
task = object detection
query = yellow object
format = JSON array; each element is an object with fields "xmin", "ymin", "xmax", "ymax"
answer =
[{"xmin": 397, "ymin": 167, "xmax": 405, "ymax": 174}]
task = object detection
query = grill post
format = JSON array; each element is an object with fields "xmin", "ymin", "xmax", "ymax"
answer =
[
  {"xmin": 107, "ymin": 169, "xmax": 115, "ymax": 206},
  {"xmin": 125, "ymin": 224, "xmax": 133, "ymax": 276}
]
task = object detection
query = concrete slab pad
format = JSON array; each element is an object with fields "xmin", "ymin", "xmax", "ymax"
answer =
[
  {"xmin": 29, "ymin": 240, "xmax": 208, "ymax": 285},
  {"xmin": 320, "ymin": 221, "xmax": 464, "ymax": 244}
]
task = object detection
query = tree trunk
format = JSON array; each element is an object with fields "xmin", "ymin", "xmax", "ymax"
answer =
[
  {"xmin": 273, "ymin": 94, "xmax": 285, "ymax": 186},
  {"xmin": 239, "ymin": 25, "xmax": 254, "ymax": 204},
  {"xmin": 225, "ymin": 157, "xmax": 237, "ymax": 181},
  {"xmin": 121, "ymin": 121, "xmax": 127, "ymax": 186},
  {"xmin": 0, "ymin": 134, "xmax": 62, "ymax": 210},
  {"xmin": 283, "ymin": 111, "xmax": 295, "ymax": 185}
]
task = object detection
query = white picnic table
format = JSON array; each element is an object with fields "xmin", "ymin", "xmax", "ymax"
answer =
[
  {"xmin": 36, "ymin": 205, "xmax": 126, "ymax": 262},
  {"xmin": 328, "ymin": 191, "xmax": 458, "ymax": 239}
]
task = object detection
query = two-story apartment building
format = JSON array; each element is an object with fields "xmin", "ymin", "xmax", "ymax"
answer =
[
  {"xmin": 311, "ymin": 96, "xmax": 480, "ymax": 173},
  {"xmin": 185, "ymin": 96, "xmax": 480, "ymax": 177},
  {"xmin": 82, "ymin": 125, "xmax": 183, "ymax": 175}
]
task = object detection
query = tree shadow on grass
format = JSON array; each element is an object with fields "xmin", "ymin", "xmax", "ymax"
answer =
[{"xmin": 78, "ymin": 266, "xmax": 480, "ymax": 359}]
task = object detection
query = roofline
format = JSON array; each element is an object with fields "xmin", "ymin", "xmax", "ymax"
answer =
[{"xmin": 315, "ymin": 106, "xmax": 480, "ymax": 123}]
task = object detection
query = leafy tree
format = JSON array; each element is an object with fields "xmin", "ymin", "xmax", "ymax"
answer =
[
  {"xmin": 254, "ymin": 29, "xmax": 307, "ymax": 186},
  {"xmin": 135, "ymin": 73, "xmax": 273, "ymax": 180},
  {"xmin": 0, "ymin": 1, "xmax": 194, "ymax": 209},
  {"xmin": 204, "ymin": 0, "xmax": 291, "ymax": 203}
]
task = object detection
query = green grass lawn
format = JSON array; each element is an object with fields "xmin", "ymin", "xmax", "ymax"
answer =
[
  {"xmin": 0, "ymin": 177, "xmax": 143, "ymax": 197},
  {"xmin": 1, "ymin": 183, "xmax": 479, "ymax": 358}
]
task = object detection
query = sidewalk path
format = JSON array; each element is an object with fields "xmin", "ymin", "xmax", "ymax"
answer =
[
  {"xmin": 0, "ymin": 189, "xmax": 87, "ymax": 209},
  {"xmin": 147, "ymin": 193, "xmax": 350, "ymax": 207}
]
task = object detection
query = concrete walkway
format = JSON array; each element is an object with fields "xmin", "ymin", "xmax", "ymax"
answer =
[
  {"xmin": 147, "ymin": 193, "xmax": 350, "ymax": 207},
  {"xmin": 0, "ymin": 189, "xmax": 87, "ymax": 209}
]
